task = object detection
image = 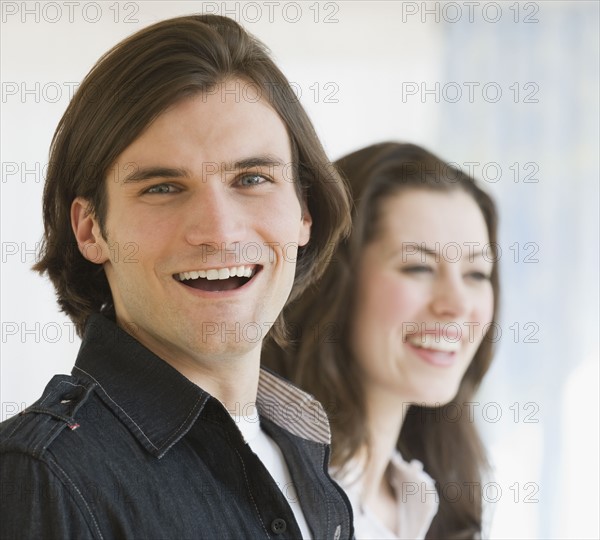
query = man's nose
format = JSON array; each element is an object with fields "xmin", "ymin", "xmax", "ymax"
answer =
[{"xmin": 182, "ymin": 182, "xmax": 246, "ymax": 251}]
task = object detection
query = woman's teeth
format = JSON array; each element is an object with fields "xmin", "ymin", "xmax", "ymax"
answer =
[{"xmin": 407, "ymin": 334, "xmax": 460, "ymax": 353}]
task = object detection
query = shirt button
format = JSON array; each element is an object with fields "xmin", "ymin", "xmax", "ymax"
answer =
[{"xmin": 270, "ymin": 518, "xmax": 287, "ymax": 534}]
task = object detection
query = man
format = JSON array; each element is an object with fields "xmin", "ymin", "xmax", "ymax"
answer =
[{"xmin": 0, "ymin": 15, "xmax": 353, "ymax": 539}]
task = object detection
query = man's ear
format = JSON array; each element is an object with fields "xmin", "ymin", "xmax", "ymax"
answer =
[
  {"xmin": 71, "ymin": 197, "xmax": 109, "ymax": 264},
  {"xmin": 298, "ymin": 204, "xmax": 312, "ymax": 247}
]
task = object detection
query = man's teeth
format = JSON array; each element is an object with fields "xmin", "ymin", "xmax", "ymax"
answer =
[
  {"xmin": 177, "ymin": 266, "xmax": 255, "ymax": 281},
  {"xmin": 408, "ymin": 334, "xmax": 460, "ymax": 353}
]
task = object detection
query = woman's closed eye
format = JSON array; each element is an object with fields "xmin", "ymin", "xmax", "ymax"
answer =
[
  {"xmin": 465, "ymin": 270, "xmax": 491, "ymax": 281},
  {"xmin": 402, "ymin": 265, "xmax": 434, "ymax": 274}
]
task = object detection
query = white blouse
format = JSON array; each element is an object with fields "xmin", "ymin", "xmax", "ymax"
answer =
[{"xmin": 334, "ymin": 451, "xmax": 439, "ymax": 540}]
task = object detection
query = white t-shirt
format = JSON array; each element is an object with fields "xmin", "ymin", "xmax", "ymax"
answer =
[
  {"xmin": 233, "ymin": 410, "xmax": 312, "ymax": 539},
  {"xmin": 334, "ymin": 452, "xmax": 439, "ymax": 540}
]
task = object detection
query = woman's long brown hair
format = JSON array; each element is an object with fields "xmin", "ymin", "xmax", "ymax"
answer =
[{"xmin": 263, "ymin": 142, "xmax": 500, "ymax": 538}]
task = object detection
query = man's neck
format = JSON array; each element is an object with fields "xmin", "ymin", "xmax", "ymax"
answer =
[
  {"xmin": 117, "ymin": 317, "xmax": 262, "ymax": 412},
  {"xmin": 159, "ymin": 347, "xmax": 262, "ymax": 413},
  {"xmin": 175, "ymin": 351, "xmax": 261, "ymax": 414}
]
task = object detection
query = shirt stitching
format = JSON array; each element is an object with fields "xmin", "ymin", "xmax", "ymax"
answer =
[
  {"xmin": 322, "ymin": 444, "xmax": 350, "ymax": 539},
  {"xmin": 39, "ymin": 380, "xmax": 87, "ymax": 405},
  {"xmin": 31, "ymin": 421, "xmax": 63, "ymax": 457},
  {"xmin": 10, "ymin": 381, "xmax": 87, "ymax": 454},
  {"xmin": 73, "ymin": 366, "xmax": 207, "ymax": 455},
  {"xmin": 5, "ymin": 415, "xmax": 26, "ymax": 439},
  {"xmin": 5, "ymin": 387, "xmax": 57, "ymax": 447},
  {"xmin": 38, "ymin": 388, "xmax": 54, "ymax": 405},
  {"xmin": 230, "ymin": 440, "xmax": 271, "ymax": 539},
  {"xmin": 73, "ymin": 365, "xmax": 159, "ymax": 450},
  {"xmin": 322, "ymin": 444, "xmax": 333, "ymax": 538},
  {"xmin": 157, "ymin": 394, "xmax": 208, "ymax": 455},
  {"xmin": 47, "ymin": 456, "xmax": 105, "ymax": 540},
  {"xmin": 57, "ymin": 380, "xmax": 87, "ymax": 391}
]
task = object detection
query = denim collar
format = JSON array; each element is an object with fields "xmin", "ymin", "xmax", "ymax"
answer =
[{"xmin": 73, "ymin": 314, "xmax": 329, "ymax": 458}]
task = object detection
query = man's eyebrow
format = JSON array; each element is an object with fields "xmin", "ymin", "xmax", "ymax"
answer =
[
  {"xmin": 228, "ymin": 154, "xmax": 286, "ymax": 170},
  {"xmin": 121, "ymin": 155, "xmax": 286, "ymax": 184},
  {"xmin": 122, "ymin": 166, "xmax": 189, "ymax": 184}
]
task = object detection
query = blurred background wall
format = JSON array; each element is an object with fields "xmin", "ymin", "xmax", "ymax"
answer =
[{"xmin": 1, "ymin": 1, "xmax": 598, "ymax": 538}]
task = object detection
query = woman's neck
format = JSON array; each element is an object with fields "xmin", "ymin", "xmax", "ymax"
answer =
[{"xmin": 358, "ymin": 386, "xmax": 409, "ymax": 532}]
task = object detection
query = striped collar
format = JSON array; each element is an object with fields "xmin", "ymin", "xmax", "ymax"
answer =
[{"xmin": 257, "ymin": 368, "xmax": 331, "ymax": 445}]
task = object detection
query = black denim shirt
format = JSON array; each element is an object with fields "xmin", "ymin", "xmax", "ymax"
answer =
[{"xmin": 0, "ymin": 315, "xmax": 353, "ymax": 539}]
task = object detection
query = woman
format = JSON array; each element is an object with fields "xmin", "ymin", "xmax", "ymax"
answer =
[{"xmin": 263, "ymin": 142, "xmax": 500, "ymax": 539}]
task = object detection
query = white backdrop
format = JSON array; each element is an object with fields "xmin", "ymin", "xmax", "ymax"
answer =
[{"xmin": 1, "ymin": 2, "xmax": 598, "ymax": 538}]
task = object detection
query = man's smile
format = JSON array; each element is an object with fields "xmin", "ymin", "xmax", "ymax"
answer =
[{"xmin": 174, "ymin": 264, "xmax": 262, "ymax": 292}]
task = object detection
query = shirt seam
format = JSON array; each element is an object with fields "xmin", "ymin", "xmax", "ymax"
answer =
[
  {"xmin": 73, "ymin": 365, "xmax": 159, "ymax": 450},
  {"xmin": 157, "ymin": 393, "xmax": 208, "ymax": 456},
  {"xmin": 31, "ymin": 419, "xmax": 63, "ymax": 457},
  {"xmin": 47, "ymin": 454, "xmax": 105, "ymax": 540},
  {"xmin": 5, "ymin": 414, "xmax": 26, "ymax": 439},
  {"xmin": 229, "ymin": 432, "xmax": 271, "ymax": 539},
  {"xmin": 33, "ymin": 380, "xmax": 78, "ymax": 455},
  {"xmin": 1, "ymin": 450, "xmax": 104, "ymax": 540},
  {"xmin": 322, "ymin": 444, "xmax": 333, "ymax": 538},
  {"xmin": 73, "ymin": 366, "xmax": 208, "ymax": 456}
]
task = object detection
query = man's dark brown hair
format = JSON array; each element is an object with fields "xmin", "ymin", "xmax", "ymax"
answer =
[{"xmin": 34, "ymin": 15, "xmax": 351, "ymax": 344}]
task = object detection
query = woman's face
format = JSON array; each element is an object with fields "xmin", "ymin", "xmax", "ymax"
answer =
[{"xmin": 350, "ymin": 189, "xmax": 495, "ymax": 407}]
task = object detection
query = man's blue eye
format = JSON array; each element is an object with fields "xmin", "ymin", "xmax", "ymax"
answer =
[
  {"xmin": 146, "ymin": 184, "xmax": 175, "ymax": 194},
  {"xmin": 240, "ymin": 174, "xmax": 266, "ymax": 186}
]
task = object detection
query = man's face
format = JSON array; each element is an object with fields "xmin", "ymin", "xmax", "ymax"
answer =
[{"xmin": 74, "ymin": 80, "xmax": 311, "ymax": 370}]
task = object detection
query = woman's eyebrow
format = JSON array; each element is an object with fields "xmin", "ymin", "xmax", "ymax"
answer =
[
  {"xmin": 400, "ymin": 243, "xmax": 438, "ymax": 257},
  {"xmin": 400, "ymin": 243, "xmax": 489, "ymax": 261}
]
